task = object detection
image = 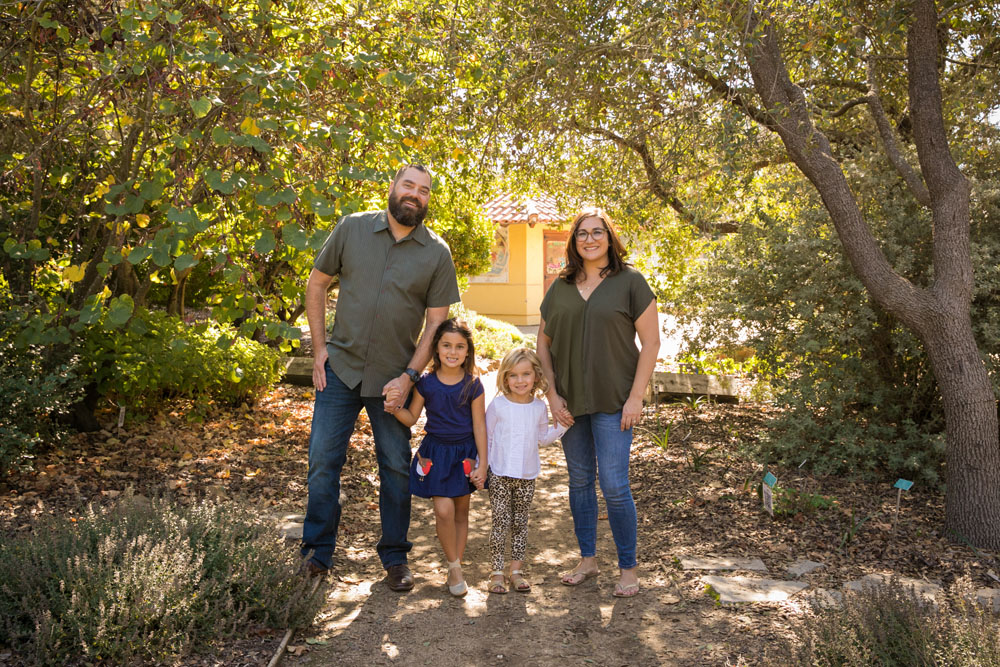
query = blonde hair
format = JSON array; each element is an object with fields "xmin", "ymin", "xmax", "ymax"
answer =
[{"xmin": 496, "ymin": 347, "xmax": 549, "ymax": 398}]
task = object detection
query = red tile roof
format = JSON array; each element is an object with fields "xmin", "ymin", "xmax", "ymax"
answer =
[{"xmin": 482, "ymin": 193, "xmax": 566, "ymax": 225}]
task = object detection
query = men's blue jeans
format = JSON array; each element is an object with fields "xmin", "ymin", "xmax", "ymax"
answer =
[
  {"xmin": 301, "ymin": 364, "xmax": 413, "ymax": 569},
  {"xmin": 561, "ymin": 411, "xmax": 637, "ymax": 570}
]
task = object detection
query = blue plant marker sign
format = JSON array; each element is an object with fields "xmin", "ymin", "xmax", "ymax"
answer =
[
  {"xmin": 894, "ymin": 479, "xmax": 913, "ymax": 491},
  {"xmin": 763, "ymin": 472, "xmax": 777, "ymax": 489}
]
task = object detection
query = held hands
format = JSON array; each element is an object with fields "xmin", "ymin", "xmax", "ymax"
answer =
[
  {"xmin": 469, "ymin": 464, "xmax": 486, "ymax": 490},
  {"xmin": 549, "ymin": 390, "xmax": 574, "ymax": 428},
  {"xmin": 383, "ymin": 386, "xmax": 402, "ymax": 411},
  {"xmin": 620, "ymin": 396, "xmax": 643, "ymax": 432},
  {"xmin": 382, "ymin": 374, "xmax": 411, "ymax": 412}
]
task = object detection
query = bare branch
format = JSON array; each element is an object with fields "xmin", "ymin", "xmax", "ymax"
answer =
[
  {"xmin": 865, "ymin": 57, "xmax": 931, "ymax": 206},
  {"xmin": 828, "ymin": 97, "xmax": 869, "ymax": 118}
]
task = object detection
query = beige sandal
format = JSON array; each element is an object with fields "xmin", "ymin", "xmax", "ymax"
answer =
[
  {"xmin": 560, "ymin": 568, "xmax": 600, "ymax": 586},
  {"xmin": 506, "ymin": 568, "xmax": 531, "ymax": 592},
  {"xmin": 447, "ymin": 560, "xmax": 467, "ymax": 597},
  {"xmin": 488, "ymin": 570, "xmax": 507, "ymax": 594}
]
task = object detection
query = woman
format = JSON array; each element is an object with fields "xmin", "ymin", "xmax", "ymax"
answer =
[{"xmin": 537, "ymin": 207, "xmax": 659, "ymax": 598}]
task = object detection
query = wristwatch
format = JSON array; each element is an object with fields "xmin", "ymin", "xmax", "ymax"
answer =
[{"xmin": 404, "ymin": 368, "xmax": 420, "ymax": 384}]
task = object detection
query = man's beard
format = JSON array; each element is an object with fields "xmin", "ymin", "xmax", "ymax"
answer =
[{"xmin": 388, "ymin": 191, "xmax": 428, "ymax": 227}]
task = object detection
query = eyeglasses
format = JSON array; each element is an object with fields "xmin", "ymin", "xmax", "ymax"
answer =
[{"xmin": 575, "ymin": 227, "xmax": 607, "ymax": 242}]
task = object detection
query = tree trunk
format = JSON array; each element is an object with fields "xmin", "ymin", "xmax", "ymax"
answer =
[
  {"xmin": 741, "ymin": 0, "xmax": 1000, "ymax": 548},
  {"xmin": 921, "ymin": 314, "xmax": 1000, "ymax": 548}
]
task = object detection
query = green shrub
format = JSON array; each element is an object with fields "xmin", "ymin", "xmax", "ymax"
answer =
[
  {"xmin": 673, "ymin": 156, "xmax": 1000, "ymax": 486},
  {"xmin": 0, "ymin": 493, "xmax": 322, "ymax": 665},
  {"xmin": 0, "ymin": 311, "xmax": 83, "ymax": 475},
  {"xmin": 796, "ymin": 578, "xmax": 1000, "ymax": 666},
  {"xmin": 82, "ymin": 309, "xmax": 284, "ymax": 410},
  {"xmin": 449, "ymin": 303, "xmax": 531, "ymax": 360}
]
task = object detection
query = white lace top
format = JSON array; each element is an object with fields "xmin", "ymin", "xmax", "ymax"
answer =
[{"xmin": 485, "ymin": 395, "xmax": 567, "ymax": 479}]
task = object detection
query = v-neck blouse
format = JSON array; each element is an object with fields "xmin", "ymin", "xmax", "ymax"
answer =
[{"xmin": 540, "ymin": 267, "xmax": 655, "ymax": 417}]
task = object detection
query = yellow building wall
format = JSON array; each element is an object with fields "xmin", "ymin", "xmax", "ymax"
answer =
[{"xmin": 463, "ymin": 224, "xmax": 559, "ymax": 326}]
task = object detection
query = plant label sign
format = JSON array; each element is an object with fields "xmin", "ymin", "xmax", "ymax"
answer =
[
  {"xmin": 894, "ymin": 478, "xmax": 913, "ymax": 491},
  {"xmin": 762, "ymin": 472, "xmax": 777, "ymax": 517}
]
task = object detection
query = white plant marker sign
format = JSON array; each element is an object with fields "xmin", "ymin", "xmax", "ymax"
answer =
[{"xmin": 762, "ymin": 472, "xmax": 777, "ymax": 517}]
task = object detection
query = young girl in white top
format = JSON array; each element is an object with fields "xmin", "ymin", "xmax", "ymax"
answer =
[{"xmin": 485, "ymin": 347, "xmax": 567, "ymax": 593}]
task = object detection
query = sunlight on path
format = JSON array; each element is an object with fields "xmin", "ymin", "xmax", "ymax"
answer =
[{"xmin": 298, "ymin": 438, "xmax": 709, "ymax": 667}]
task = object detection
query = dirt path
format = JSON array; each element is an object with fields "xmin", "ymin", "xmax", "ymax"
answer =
[{"xmin": 293, "ymin": 443, "xmax": 716, "ymax": 667}]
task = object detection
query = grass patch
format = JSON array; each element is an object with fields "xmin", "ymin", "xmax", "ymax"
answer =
[
  {"xmin": 796, "ymin": 577, "xmax": 1000, "ymax": 666},
  {"xmin": 0, "ymin": 492, "xmax": 322, "ymax": 665}
]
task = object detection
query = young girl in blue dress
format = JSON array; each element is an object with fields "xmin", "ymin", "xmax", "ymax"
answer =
[{"xmin": 389, "ymin": 318, "xmax": 487, "ymax": 596}]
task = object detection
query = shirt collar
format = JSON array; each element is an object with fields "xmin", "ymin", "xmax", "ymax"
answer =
[{"xmin": 374, "ymin": 210, "xmax": 429, "ymax": 245}]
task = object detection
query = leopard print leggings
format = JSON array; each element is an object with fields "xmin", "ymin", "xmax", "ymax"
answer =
[{"xmin": 487, "ymin": 468, "xmax": 537, "ymax": 571}]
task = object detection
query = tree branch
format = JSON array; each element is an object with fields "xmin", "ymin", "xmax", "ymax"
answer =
[
  {"xmin": 828, "ymin": 96, "xmax": 869, "ymax": 117},
  {"xmin": 865, "ymin": 57, "xmax": 931, "ymax": 207},
  {"xmin": 907, "ymin": 0, "xmax": 972, "ymax": 302},
  {"xmin": 570, "ymin": 119, "xmax": 697, "ymax": 227}
]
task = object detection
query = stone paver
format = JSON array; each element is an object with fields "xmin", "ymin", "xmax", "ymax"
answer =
[
  {"xmin": 806, "ymin": 588, "xmax": 843, "ymax": 609},
  {"xmin": 843, "ymin": 574, "xmax": 941, "ymax": 603},
  {"xmin": 786, "ymin": 560, "xmax": 824, "ymax": 578},
  {"xmin": 681, "ymin": 556, "xmax": 768, "ymax": 572},
  {"xmin": 277, "ymin": 513, "xmax": 305, "ymax": 540},
  {"xmin": 702, "ymin": 575, "xmax": 808, "ymax": 603},
  {"xmin": 974, "ymin": 588, "xmax": 1000, "ymax": 612}
]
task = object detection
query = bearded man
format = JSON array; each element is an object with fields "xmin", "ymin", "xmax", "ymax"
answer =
[{"xmin": 300, "ymin": 164, "xmax": 460, "ymax": 591}]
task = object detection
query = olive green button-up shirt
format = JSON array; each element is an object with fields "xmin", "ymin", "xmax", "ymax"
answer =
[
  {"xmin": 314, "ymin": 210, "xmax": 460, "ymax": 396},
  {"xmin": 540, "ymin": 267, "xmax": 655, "ymax": 416}
]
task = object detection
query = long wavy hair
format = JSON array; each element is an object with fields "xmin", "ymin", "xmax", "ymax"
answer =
[
  {"xmin": 430, "ymin": 318, "xmax": 478, "ymax": 404},
  {"xmin": 558, "ymin": 207, "xmax": 630, "ymax": 283}
]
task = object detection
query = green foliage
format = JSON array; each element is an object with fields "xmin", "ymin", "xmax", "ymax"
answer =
[
  {"xmin": 82, "ymin": 309, "xmax": 284, "ymax": 411},
  {"xmin": 674, "ymin": 160, "xmax": 1000, "ymax": 486},
  {"xmin": 795, "ymin": 579, "xmax": 1000, "ymax": 666},
  {"xmin": 0, "ymin": 312, "xmax": 83, "ymax": 475},
  {"xmin": 772, "ymin": 487, "xmax": 834, "ymax": 518},
  {"xmin": 675, "ymin": 349, "xmax": 761, "ymax": 377},
  {"xmin": 644, "ymin": 423, "xmax": 672, "ymax": 451},
  {"xmin": 840, "ymin": 509, "xmax": 880, "ymax": 550},
  {"xmin": 0, "ymin": 0, "xmax": 494, "ymax": 357},
  {"xmin": 0, "ymin": 493, "xmax": 323, "ymax": 665},
  {"xmin": 449, "ymin": 303, "xmax": 530, "ymax": 361},
  {"xmin": 675, "ymin": 394, "xmax": 708, "ymax": 412},
  {"xmin": 686, "ymin": 444, "xmax": 719, "ymax": 471}
]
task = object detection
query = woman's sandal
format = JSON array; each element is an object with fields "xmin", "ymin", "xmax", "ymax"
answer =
[
  {"xmin": 560, "ymin": 568, "xmax": 600, "ymax": 586},
  {"xmin": 506, "ymin": 569, "xmax": 531, "ymax": 593},
  {"xmin": 447, "ymin": 559, "xmax": 468, "ymax": 597},
  {"xmin": 613, "ymin": 581, "xmax": 640, "ymax": 598},
  {"xmin": 488, "ymin": 570, "xmax": 507, "ymax": 594}
]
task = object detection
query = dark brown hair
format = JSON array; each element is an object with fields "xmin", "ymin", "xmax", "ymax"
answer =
[
  {"xmin": 393, "ymin": 163, "xmax": 433, "ymax": 185},
  {"xmin": 430, "ymin": 318, "xmax": 478, "ymax": 404},
  {"xmin": 559, "ymin": 207, "xmax": 629, "ymax": 282}
]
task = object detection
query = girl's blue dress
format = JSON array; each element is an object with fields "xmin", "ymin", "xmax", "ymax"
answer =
[{"xmin": 409, "ymin": 372, "xmax": 483, "ymax": 498}]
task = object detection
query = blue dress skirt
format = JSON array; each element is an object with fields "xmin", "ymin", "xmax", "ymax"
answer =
[{"xmin": 409, "ymin": 432, "xmax": 478, "ymax": 498}]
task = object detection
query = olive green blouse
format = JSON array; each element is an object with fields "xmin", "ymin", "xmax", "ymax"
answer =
[{"xmin": 540, "ymin": 267, "xmax": 655, "ymax": 417}]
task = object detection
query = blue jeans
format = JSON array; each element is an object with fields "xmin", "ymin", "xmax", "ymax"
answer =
[
  {"xmin": 301, "ymin": 364, "xmax": 413, "ymax": 569},
  {"xmin": 561, "ymin": 412, "xmax": 637, "ymax": 569}
]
